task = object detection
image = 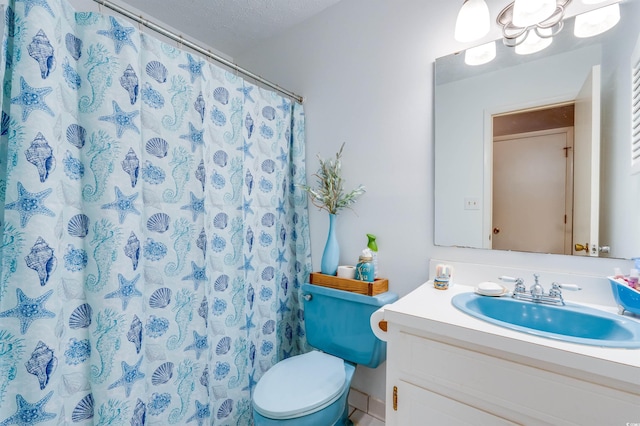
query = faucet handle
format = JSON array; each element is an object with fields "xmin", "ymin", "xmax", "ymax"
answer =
[
  {"xmin": 549, "ymin": 283, "xmax": 562, "ymax": 298},
  {"xmin": 500, "ymin": 276, "xmax": 526, "ymax": 293},
  {"xmin": 554, "ymin": 283, "xmax": 582, "ymax": 291},
  {"xmin": 549, "ymin": 283, "xmax": 580, "ymax": 305}
]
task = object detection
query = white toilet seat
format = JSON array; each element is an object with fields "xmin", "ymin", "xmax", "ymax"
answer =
[{"xmin": 253, "ymin": 351, "xmax": 346, "ymax": 420}]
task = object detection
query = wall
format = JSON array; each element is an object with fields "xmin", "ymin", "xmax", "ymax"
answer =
[
  {"xmin": 67, "ymin": 0, "xmax": 231, "ymax": 61},
  {"xmin": 236, "ymin": 0, "xmax": 637, "ymax": 402}
]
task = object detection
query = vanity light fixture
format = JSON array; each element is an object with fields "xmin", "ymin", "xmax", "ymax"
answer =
[
  {"xmin": 465, "ymin": 41, "xmax": 497, "ymax": 65},
  {"xmin": 496, "ymin": 0, "xmax": 569, "ymax": 49},
  {"xmin": 515, "ymin": 27, "xmax": 553, "ymax": 54},
  {"xmin": 454, "ymin": 0, "xmax": 491, "ymax": 43},
  {"xmin": 512, "ymin": 0, "xmax": 557, "ymax": 27},
  {"xmin": 457, "ymin": 0, "xmax": 623, "ymax": 64},
  {"xmin": 574, "ymin": 3, "xmax": 620, "ymax": 38}
]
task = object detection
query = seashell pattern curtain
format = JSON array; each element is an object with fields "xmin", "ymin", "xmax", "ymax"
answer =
[{"xmin": 0, "ymin": 0, "xmax": 311, "ymax": 424}]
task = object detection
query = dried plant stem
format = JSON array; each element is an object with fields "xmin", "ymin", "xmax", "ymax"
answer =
[{"xmin": 299, "ymin": 143, "xmax": 365, "ymax": 215}]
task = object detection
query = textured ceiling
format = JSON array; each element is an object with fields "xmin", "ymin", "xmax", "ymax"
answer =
[{"xmin": 116, "ymin": 0, "xmax": 344, "ymax": 57}]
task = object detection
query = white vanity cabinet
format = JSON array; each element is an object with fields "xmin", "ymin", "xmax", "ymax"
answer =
[
  {"xmin": 382, "ymin": 283, "xmax": 640, "ymax": 426},
  {"xmin": 393, "ymin": 380, "xmax": 517, "ymax": 425}
]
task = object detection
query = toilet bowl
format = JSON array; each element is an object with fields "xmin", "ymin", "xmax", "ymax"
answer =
[
  {"xmin": 253, "ymin": 351, "xmax": 356, "ymax": 425},
  {"xmin": 252, "ymin": 283, "xmax": 398, "ymax": 425}
]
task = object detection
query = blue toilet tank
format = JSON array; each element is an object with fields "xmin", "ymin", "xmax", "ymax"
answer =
[{"xmin": 301, "ymin": 283, "xmax": 398, "ymax": 368}]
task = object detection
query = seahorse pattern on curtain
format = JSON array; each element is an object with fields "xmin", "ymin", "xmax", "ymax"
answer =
[{"xmin": 0, "ymin": 0, "xmax": 312, "ymax": 424}]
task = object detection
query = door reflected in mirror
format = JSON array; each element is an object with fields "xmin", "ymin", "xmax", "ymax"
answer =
[
  {"xmin": 434, "ymin": 0, "xmax": 640, "ymax": 260},
  {"xmin": 492, "ymin": 104, "xmax": 575, "ymax": 255}
]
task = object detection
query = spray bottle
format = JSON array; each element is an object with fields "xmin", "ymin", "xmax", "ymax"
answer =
[{"xmin": 367, "ymin": 233, "xmax": 378, "ymax": 278}]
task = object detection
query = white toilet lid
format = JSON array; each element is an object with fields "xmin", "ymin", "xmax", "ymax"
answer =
[{"xmin": 253, "ymin": 351, "xmax": 346, "ymax": 420}]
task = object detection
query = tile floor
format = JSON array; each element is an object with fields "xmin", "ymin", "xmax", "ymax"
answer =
[{"xmin": 348, "ymin": 407, "xmax": 385, "ymax": 426}]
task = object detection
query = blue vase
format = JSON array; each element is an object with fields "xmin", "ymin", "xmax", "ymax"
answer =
[{"xmin": 321, "ymin": 214, "xmax": 339, "ymax": 276}]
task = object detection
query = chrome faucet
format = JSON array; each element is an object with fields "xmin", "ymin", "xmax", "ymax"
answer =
[
  {"xmin": 529, "ymin": 274, "xmax": 544, "ymax": 299},
  {"xmin": 499, "ymin": 274, "xmax": 581, "ymax": 306}
]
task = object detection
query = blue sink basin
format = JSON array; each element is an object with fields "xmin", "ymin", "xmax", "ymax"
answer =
[{"xmin": 452, "ymin": 292, "xmax": 640, "ymax": 348}]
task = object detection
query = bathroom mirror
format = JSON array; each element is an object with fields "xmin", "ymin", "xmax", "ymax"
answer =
[{"xmin": 434, "ymin": 0, "xmax": 640, "ymax": 260}]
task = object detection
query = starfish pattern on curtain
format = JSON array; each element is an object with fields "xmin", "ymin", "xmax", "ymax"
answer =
[{"xmin": 0, "ymin": 0, "xmax": 312, "ymax": 424}]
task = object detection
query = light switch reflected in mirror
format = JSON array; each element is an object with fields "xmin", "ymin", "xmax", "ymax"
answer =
[{"xmin": 434, "ymin": 0, "xmax": 640, "ymax": 260}]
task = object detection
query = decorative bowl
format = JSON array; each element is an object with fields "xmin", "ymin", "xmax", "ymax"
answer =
[{"xmin": 608, "ymin": 276, "xmax": 640, "ymax": 315}]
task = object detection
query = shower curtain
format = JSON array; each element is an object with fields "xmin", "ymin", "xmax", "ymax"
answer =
[{"xmin": 0, "ymin": 0, "xmax": 311, "ymax": 424}]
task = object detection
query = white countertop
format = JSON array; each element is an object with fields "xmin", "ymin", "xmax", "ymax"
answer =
[{"xmin": 383, "ymin": 281, "xmax": 640, "ymax": 393}]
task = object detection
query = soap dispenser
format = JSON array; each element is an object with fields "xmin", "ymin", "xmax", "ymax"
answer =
[{"xmin": 367, "ymin": 233, "xmax": 378, "ymax": 278}]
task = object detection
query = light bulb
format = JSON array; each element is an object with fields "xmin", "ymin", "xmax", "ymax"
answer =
[
  {"xmin": 574, "ymin": 3, "xmax": 620, "ymax": 38},
  {"xmin": 512, "ymin": 0, "xmax": 556, "ymax": 27},
  {"xmin": 515, "ymin": 28, "xmax": 553, "ymax": 55},
  {"xmin": 465, "ymin": 41, "xmax": 497, "ymax": 65},
  {"xmin": 455, "ymin": 0, "xmax": 490, "ymax": 43}
]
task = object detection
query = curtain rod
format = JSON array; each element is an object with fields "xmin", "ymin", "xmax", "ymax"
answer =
[{"xmin": 92, "ymin": 0, "xmax": 304, "ymax": 103}]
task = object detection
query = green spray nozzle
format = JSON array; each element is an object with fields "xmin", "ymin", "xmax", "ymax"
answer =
[{"xmin": 367, "ymin": 233, "xmax": 378, "ymax": 252}]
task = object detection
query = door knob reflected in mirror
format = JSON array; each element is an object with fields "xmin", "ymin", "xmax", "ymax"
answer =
[{"xmin": 574, "ymin": 243, "xmax": 589, "ymax": 252}]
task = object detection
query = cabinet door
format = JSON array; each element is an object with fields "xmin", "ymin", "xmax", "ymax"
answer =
[{"xmin": 395, "ymin": 381, "xmax": 519, "ymax": 426}]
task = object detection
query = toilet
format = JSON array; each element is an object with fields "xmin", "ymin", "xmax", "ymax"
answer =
[{"xmin": 252, "ymin": 282, "xmax": 398, "ymax": 425}]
